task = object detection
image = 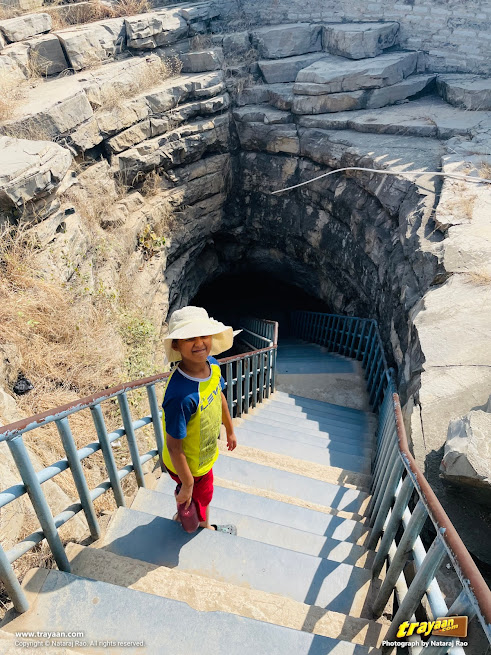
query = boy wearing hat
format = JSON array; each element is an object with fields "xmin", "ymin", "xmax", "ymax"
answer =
[{"xmin": 162, "ymin": 306, "xmax": 238, "ymax": 534}]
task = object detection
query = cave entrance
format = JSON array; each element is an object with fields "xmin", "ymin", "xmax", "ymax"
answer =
[{"xmin": 190, "ymin": 272, "xmax": 331, "ymax": 338}]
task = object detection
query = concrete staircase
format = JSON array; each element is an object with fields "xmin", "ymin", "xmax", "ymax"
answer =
[{"xmin": 1, "ymin": 339, "xmax": 389, "ymax": 654}]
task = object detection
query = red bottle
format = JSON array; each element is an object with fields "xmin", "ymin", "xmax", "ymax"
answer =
[{"xmin": 175, "ymin": 487, "xmax": 199, "ymax": 533}]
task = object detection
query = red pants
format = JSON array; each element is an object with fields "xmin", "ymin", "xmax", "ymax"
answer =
[{"xmin": 167, "ymin": 467, "xmax": 214, "ymax": 522}]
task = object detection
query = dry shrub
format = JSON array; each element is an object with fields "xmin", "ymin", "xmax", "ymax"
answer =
[
  {"xmin": 190, "ymin": 33, "xmax": 213, "ymax": 51},
  {"xmin": 140, "ymin": 170, "xmax": 163, "ymax": 197},
  {"xmin": 110, "ymin": 0, "xmax": 151, "ymax": 17},
  {"xmin": 479, "ymin": 160, "xmax": 491, "ymax": 180},
  {"xmin": 0, "ymin": 73, "xmax": 25, "ymax": 122},
  {"xmin": 0, "ymin": 2, "xmax": 21, "ymax": 19},
  {"xmin": 97, "ymin": 56, "xmax": 182, "ymax": 110},
  {"xmin": 47, "ymin": 0, "xmax": 150, "ymax": 30}
]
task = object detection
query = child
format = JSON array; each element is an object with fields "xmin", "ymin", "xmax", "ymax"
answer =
[{"xmin": 162, "ymin": 306, "xmax": 238, "ymax": 534}]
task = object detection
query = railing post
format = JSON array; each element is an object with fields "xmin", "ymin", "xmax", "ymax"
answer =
[
  {"xmin": 90, "ymin": 404, "xmax": 126, "ymax": 507},
  {"xmin": 7, "ymin": 436, "xmax": 71, "ymax": 573},
  {"xmin": 355, "ymin": 319, "xmax": 368, "ymax": 360},
  {"xmin": 244, "ymin": 357, "xmax": 250, "ymax": 413},
  {"xmin": 372, "ymin": 500, "xmax": 428, "ymax": 618},
  {"xmin": 118, "ymin": 393, "xmax": 146, "ymax": 489},
  {"xmin": 271, "ymin": 348, "xmax": 277, "ymax": 393},
  {"xmin": 237, "ymin": 359, "xmax": 243, "ymax": 414},
  {"xmin": 56, "ymin": 417, "xmax": 101, "ymax": 540},
  {"xmin": 371, "ymin": 476, "xmax": 413, "ymax": 578},
  {"xmin": 382, "ymin": 538, "xmax": 447, "ymax": 648},
  {"xmin": 252, "ymin": 353, "xmax": 258, "ymax": 408},
  {"xmin": 0, "ymin": 543, "xmax": 29, "ymax": 613},
  {"xmin": 264, "ymin": 353, "xmax": 271, "ymax": 400},
  {"xmin": 147, "ymin": 384, "xmax": 165, "ymax": 471},
  {"xmin": 367, "ymin": 458, "xmax": 404, "ymax": 548},
  {"xmin": 226, "ymin": 362, "xmax": 233, "ymax": 415}
]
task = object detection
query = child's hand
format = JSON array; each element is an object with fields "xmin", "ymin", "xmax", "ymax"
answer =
[
  {"xmin": 176, "ymin": 483, "xmax": 194, "ymax": 509},
  {"xmin": 227, "ymin": 432, "xmax": 237, "ymax": 451}
]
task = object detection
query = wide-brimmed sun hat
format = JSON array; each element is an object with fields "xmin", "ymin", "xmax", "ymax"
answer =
[{"xmin": 163, "ymin": 306, "xmax": 238, "ymax": 364}]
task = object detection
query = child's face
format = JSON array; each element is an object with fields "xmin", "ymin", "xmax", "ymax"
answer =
[{"xmin": 175, "ymin": 335, "xmax": 212, "ymax": 363}]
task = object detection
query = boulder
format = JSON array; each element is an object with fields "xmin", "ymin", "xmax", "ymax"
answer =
[
  {"xmin": 251, "ymin": 23, "xmax": 322, "ymax": 59},
  {"xmin": 0, "ymin": 12, "xmax": 51, "ymax": 43},
  {"xmin": 125, "ymin": 9, "xmax": 187, "ymax": 50},
  {"xmin": 365, "ymin": 74, "xmax": 435, "ymax": 109},
  {"xmin": 237, "ymin": 85, "xmax": 271, "ymax": 106},
  {"xmin": 294, "ymin": 51, "xmax": 419, "ymax": 94},
  {"xmin": 0, "ymin": 136, "xmax": 72, "ymax": 208},
  {"xmin": 440, "ymin": 408, "xmax": 491, "ymax": 505},
  {"xmin": 0, "ymin": 42, "xmax": 29, "ymax": 77},
  {"xmin": 180, "ymin": 48, "xmax": 223, "ymax": 73},
  {"xmin": 28, "ymin": 34, "xmax": 69, "ymax": 76},
  {"xmin": 267, "ymin": 84, "xmax": 295, "ymax": 111},
  {"xmin": 437, "ymin": 74, "xmax": 491, "ymax": 111},
  {"xmin": 55, "ymin": 17, "xmax": 126, "ymax": 70},
  {"xmin": 322, "ymin": 22, "xmax": 399, "ymax": 60},
  {"xmin": 258, "ymin": 53, "xmax": 327, "ymax": 84}
]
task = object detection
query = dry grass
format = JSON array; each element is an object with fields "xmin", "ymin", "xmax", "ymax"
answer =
[
  {"xmin": 190, "ymin": 33, "xmax": 213, "ymax": 51},
  {"xmin": 0, "ymin": 2, "xmax": 21, "ymax": 20},
  {"xmin": 47, "ymin": 0, "xmax": 151, "ymax": 30},
  {"xmin": 97, "ymin": 56, "xmax": 182, "ymax": 111},
  {"xmin": 465, "ymin": 270, "xmax": 491, "ymax": 285},
  {"xmin": 0, "ymin": 73, "xmax": 26, "ymax": 122},
  {"xmin": 479, "ymin": 160, "xmax": 491, "ymax": 180}
]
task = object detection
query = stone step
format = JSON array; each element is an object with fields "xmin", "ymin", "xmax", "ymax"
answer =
[
  {"xmin": 65, "ymin": 544, "xmax": 385, "ymax": 649},
  {"xmin": 237, "ymin": 421, "xmax": 373, "ymax": 456},
  {"xmin": 191, "ymin": 455, "xmax": 369, "ymax": 514},
  {"xmin": 292, "ymin": 73, "xmax": 435, "ymax": 114},
  {"xmin": 132, "ymin": 486, "xmax": 374, "ymax": 567},
  {"xmin": 256, "ymin": 404, "xmax": 370, "ymax": 432},
  {"xmin": 101, "ymin": 506, "xmax": 377, "ymax": 617},
  {"xmin": 265, "ymin": 397, "xmax": 371, "ymax": 426},
  {"xmin": 272, "ymin": 392, "xmax": 371, "ymax": 419},
  {"xmin": 0, "ymin": 12, "xmax": 51, "ymax": 44},
  {"xmin": 436, "ymin": 74, "xmax": 491, "ymax": 111},
  {"xmin": 232, "ymin": 428, "xmax": 371, "ymax": 474},
  {"xmin": 239, "ymin": 418, "xmax": 373, "ymax": 453},
  {"xmin": 243, "ymin": 414, "xmax": 371, "ymax": 444},
  {"xmin": 297, "ymin": 96, "xmax": 491, "ymax": 140},
  {"xmin": 4, "ymin": 567, "xmax": 376, "ymax": 654},
  {"xmin": 155, "ymin": 475, "xmax": 370, "ymax": 543},
  {"xmin": 322, "ymin": 22, "xmax": 399, "ymax": 60}
]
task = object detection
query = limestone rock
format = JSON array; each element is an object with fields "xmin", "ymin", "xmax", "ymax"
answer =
[
  {"xmin": 125, "ymin": 9, "xmax": 187, "ymax": 50},
  {"xmin": 0, "ymin": 344, "xmax": 22, "ymax": 389},
  {"xmin": 295, "ymin": 51, "xmax": 419, "ymax": 94},
  {"xmin": 0, "ymin": 42, "xmax": 29, "ymax": 78},
  {"xmin": 267, "ymin": 84, "xmax": 295, "ymax": 111},
  {"xmin": 233, "ymin": 105, "xmax": 293, "ymax": 125},
  {"xmin": 251, "ymin": 23, "xmax": 322, "ymax": 59},
  {"xmin": 236, "ymin": 121, "xmax": 300, "ymax": 155},
  {"xmin": 55, "ymin": 17, "xmax": 126, "ymax": 70},
  {"xmin": 28, "ymin": 34, "xmax": 69, "ymax": 76},
  {"xmin": 437, "ymin": 74, "xmax": 491, "ymax": 111},
  {"xmin": 180, "ymin": 48, "xmax": 223, "ymax": 73},
  {"xmin": 113, "ymin": 114, "xmax": 230, "ymax": 177},
  {"xmin": 292, "ymin": 74, "xmax": 434, "ymax": 114},
  {"xmin": 237, "ymin": 85, "xmax": 271, "ymax": 106},
  {"xmin": 0, "ymin": 13, "xmax": 51, "ymax": 43},
  {"xmin": 440, "ymin": 410, "xmax": 491, "ymax": 504},
  {"xmin": 221, "ymin": 31, "xmax": 250, "ymax": 57},
  {"xmin": 0, "ymin": 136, "xmax": 72, "ymax": 208},
  {"xmin": 322, "ymin": 22, "xmax": 399, "ymax": 60},
  {"xmin": 258, "ymin": 53, "xmax": 327, "ymax": 84},
  {"xmin": 297, "ymin": 97, "xmax": 491, "ymax": 140}
]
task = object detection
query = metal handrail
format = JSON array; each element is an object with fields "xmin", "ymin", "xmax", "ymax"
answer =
[
  {"xmin": 0, "ymin": 340, "xmax": 277, "ymax": 613},
  {"xmin": 292, "ymin": 310, "xmax": 491, "ymax": 652}
]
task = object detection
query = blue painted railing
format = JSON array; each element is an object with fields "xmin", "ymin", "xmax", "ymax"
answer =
[
  {"xmin": 291, "ymin": 311, "xmax": 390, "ymax": 411},
  {"xmin": 292, "ymin": 310, "xmax": 491, "ymax": 654},
  {"xmin": 0, "ymin": 327, "xmax": 277, "ymax": 614}
]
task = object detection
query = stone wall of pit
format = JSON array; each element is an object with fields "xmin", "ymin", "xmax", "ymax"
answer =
[{"xmin": 214, "ymin": 0, "xmax": 491, "ymax": 74}]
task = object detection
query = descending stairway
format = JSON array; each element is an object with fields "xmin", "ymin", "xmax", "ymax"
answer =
[{"xmin": 1, "ymin": 339, "xmax": 389, "ymax": 654}]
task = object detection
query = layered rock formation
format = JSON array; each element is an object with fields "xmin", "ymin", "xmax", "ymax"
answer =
[{"xmin": 0, "ymin": 6, "xmax": 490, "ymax": 563}]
